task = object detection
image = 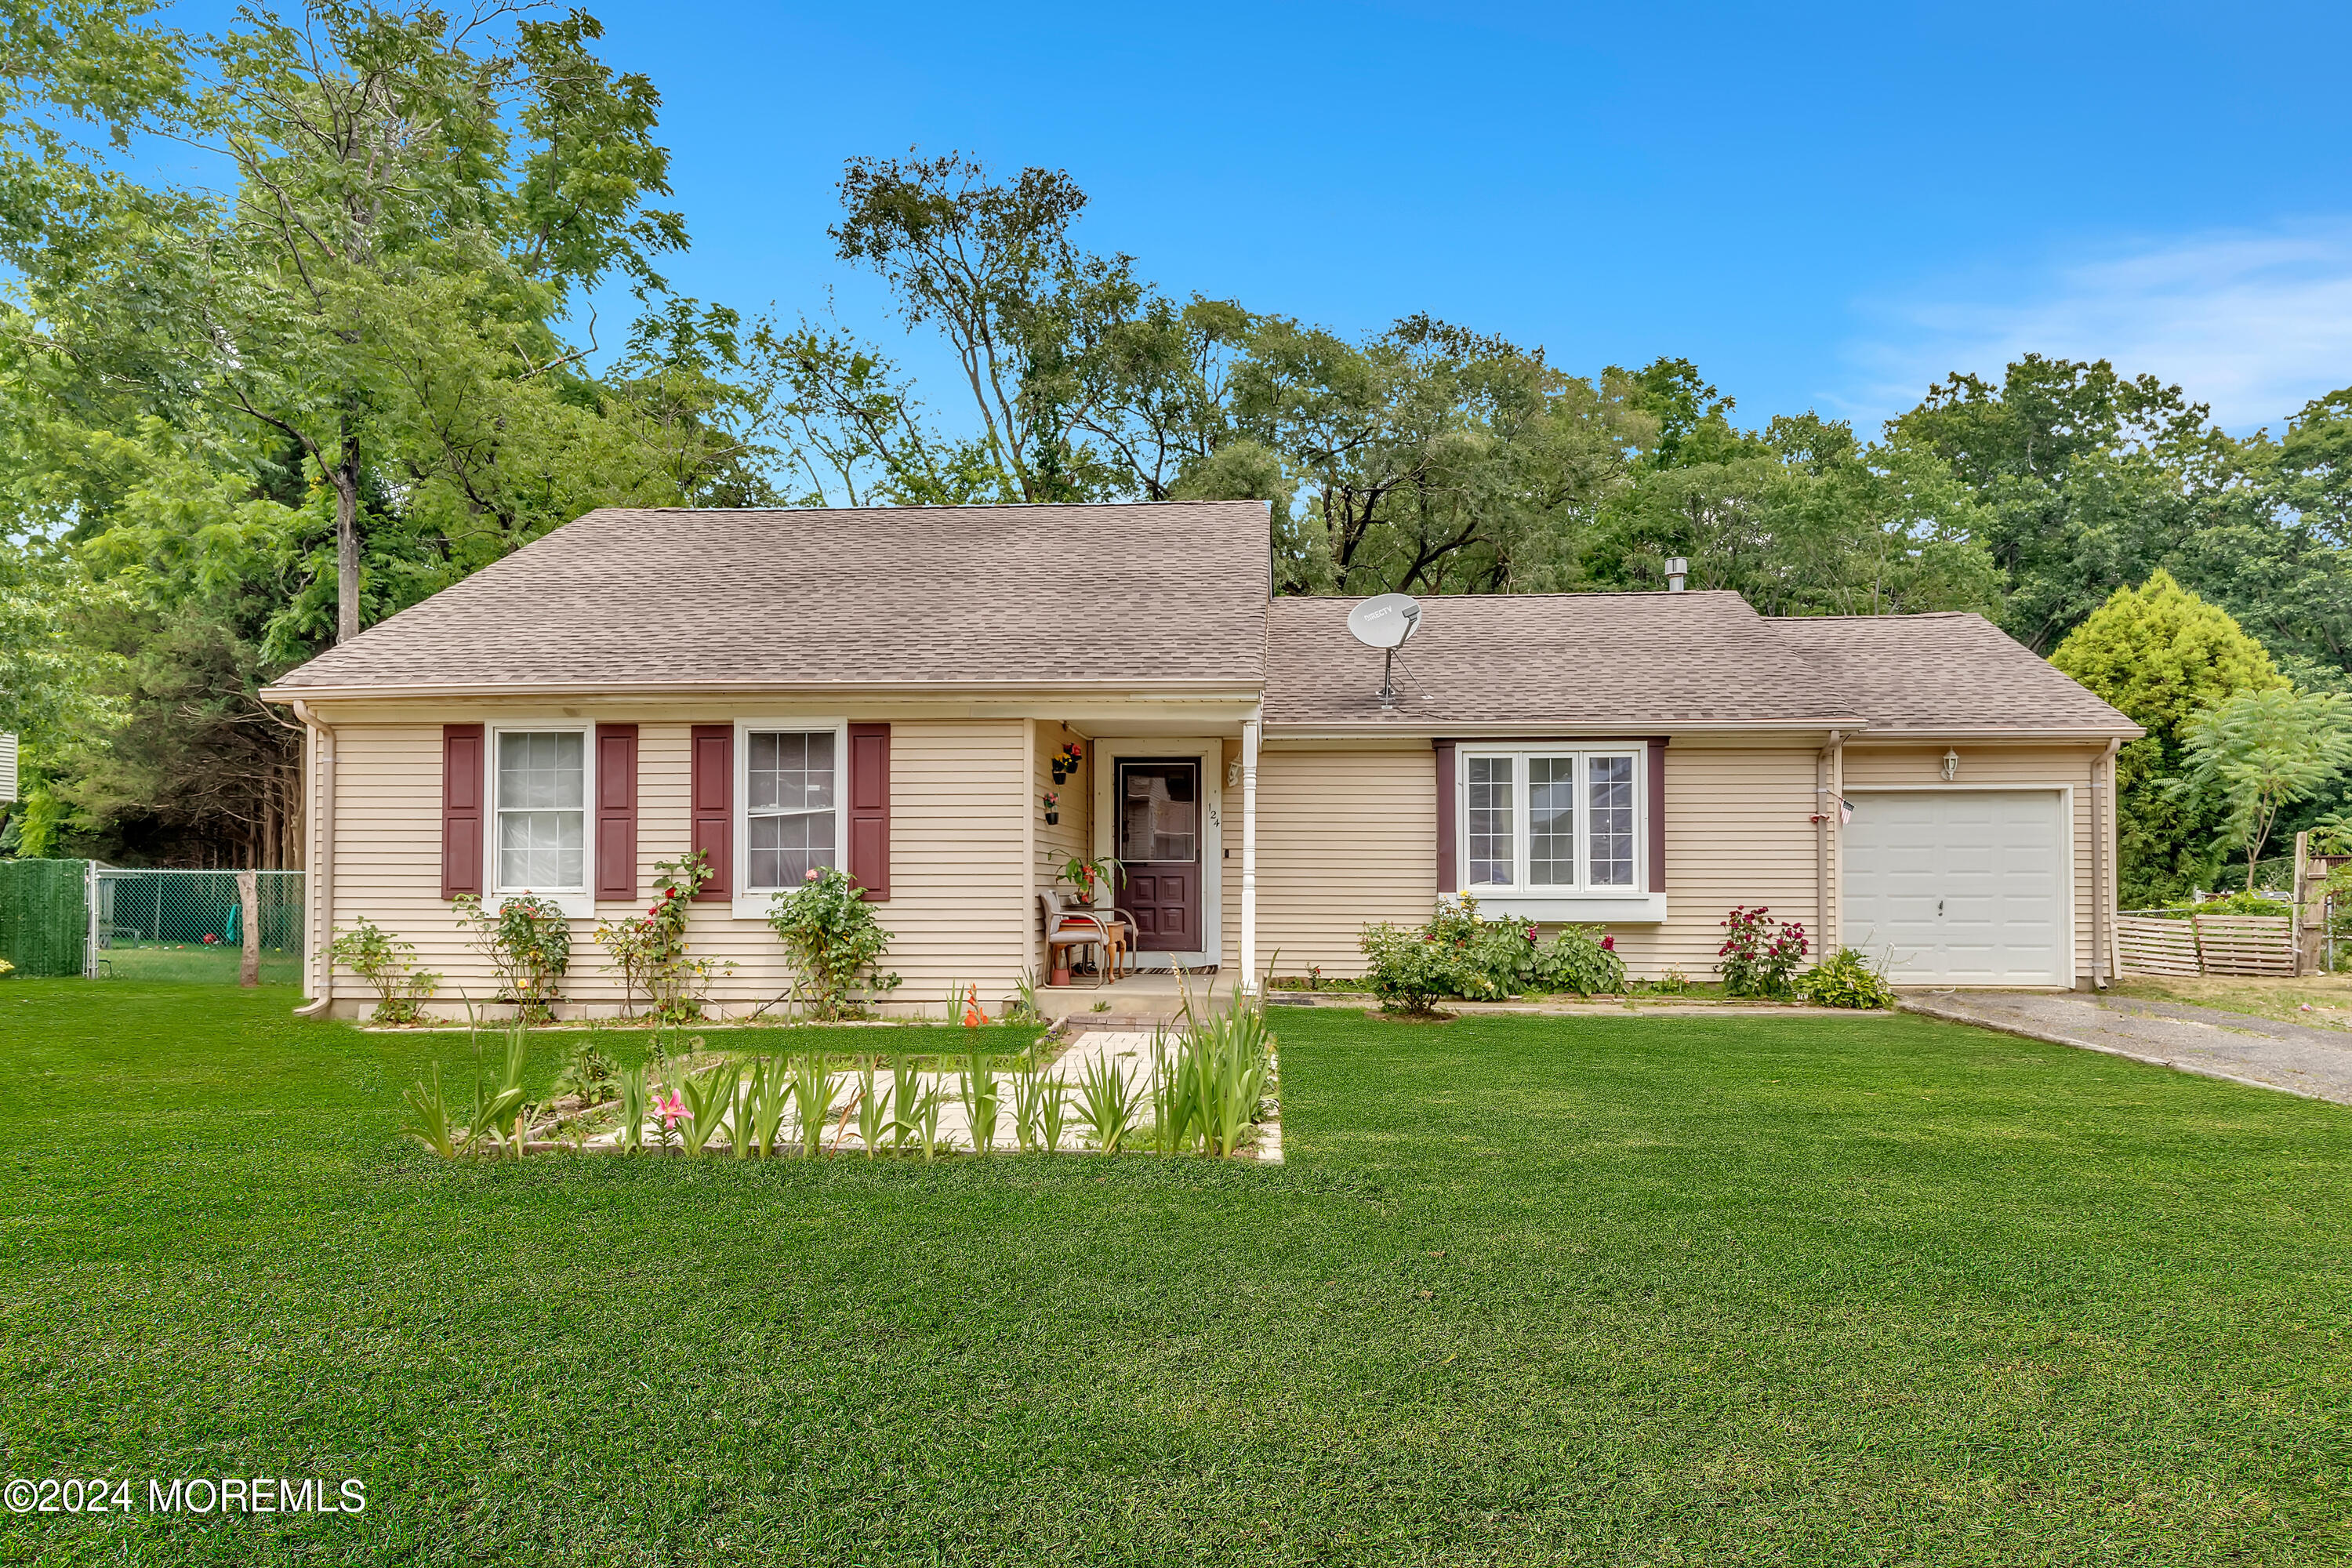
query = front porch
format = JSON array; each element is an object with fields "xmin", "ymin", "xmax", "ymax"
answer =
[
  {"xmin": 1033, "ymin": 967, "xmax": 1243, "ymax": 1028},
  {"xmin": 1025, "ymin": 709, "xmax": 1265, "ymax": 1009}
]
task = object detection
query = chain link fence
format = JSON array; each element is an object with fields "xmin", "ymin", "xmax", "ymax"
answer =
[
  {"xmin": 0, "ymin": 860, "xmax": 307, "ymax": 983},
  {"xmin": 93, "ymin": 868, "xmax": 305, "ymax": 983}
]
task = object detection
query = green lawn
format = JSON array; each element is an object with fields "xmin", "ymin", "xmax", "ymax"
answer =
[{"xmin": 2, "ymin": 982, "xmax": 2350, "ymax": 1566}]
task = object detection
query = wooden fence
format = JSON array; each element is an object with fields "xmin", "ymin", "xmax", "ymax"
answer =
[{"xmin": 2116, "ymin": 913, "xmax": 2296, "ymax": 977}]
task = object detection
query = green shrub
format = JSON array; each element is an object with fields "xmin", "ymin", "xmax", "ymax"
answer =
[
  {"xmin": 1717, "ymin": 906, "xmax": 1809, "ymax": 998},
  {"xmin": 328, "ymin": 916, "xmax": 440, "ymax": 1022},
  {"xmin": 452, "ymin": 894, "xmax": 570, "ymax": 1019},
  {"xmin": 1359, "ymin": 919, "xmax": 1494, "ymax": 1014},
  {"xmin": 2147, "ymin": 890, "xmax": 2292, "ymax": 918},
  {"xmin": 1797, "ymin": 948, "xmax": 1896, "ymax": 1009},
  {"xmin": 764, "ymin": 866, "xmax": 902, "ymax": 1020},
  {"xmin": 593, "ymin": 851, "xmax": 734, "ymax": 1022},
  {"xmin": 1359, "ymin": 898, "xmax": 1626, "ymax": 1014},
  {"xmin": 1523, "ymin": 927, "xmax": 1627, "ymax": 997}
]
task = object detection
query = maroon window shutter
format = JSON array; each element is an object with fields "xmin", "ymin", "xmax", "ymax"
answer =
[
  {"xmin": 595, "ymin": 724, "xmax": 638, "ymax": 901},
  {"xmin": 690, "ymin": 725, "xmax": 732, "ymax": 900},
  {"xmin": 847, "ymin": 723, "xmax": 891, "ymax": 901},
  {"xmin": 441, "ymin": 724, "xmax": 485, "ymax": 899},
  {"xmin": 1433, "ymin": 739, "xmax": 1457, "ymax": 896},
  {"xmin": 1646, "ymin": 737, "xmax": 1668, "ymax": 893}
]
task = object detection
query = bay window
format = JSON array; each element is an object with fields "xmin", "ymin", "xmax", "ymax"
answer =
[{"xmin": 1457, "ymin": 748, "xmax": 1644, "ymax": 895}]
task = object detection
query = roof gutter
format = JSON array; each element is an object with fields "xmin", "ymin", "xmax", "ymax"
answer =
[
  {"xmin": 259, "ymin": 679, "xmax": 1268, "ymax": 705},
  {"xmin": 1843, "ymin": 726, "xmax": 2146, "ymax": 743},
  {"xmin": 1266, "ymin": 717, "xmax": 1875, "ymax": 741}
]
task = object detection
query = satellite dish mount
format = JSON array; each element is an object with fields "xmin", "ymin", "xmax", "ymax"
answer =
[{"xmin": 1346, "ymin": 593, "xmax": 1423, "ymax": 710}]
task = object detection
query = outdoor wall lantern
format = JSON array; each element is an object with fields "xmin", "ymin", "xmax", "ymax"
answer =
[{"xmin": 1940, "ymin": 749, "xmax": 1960, "ymax": 782}]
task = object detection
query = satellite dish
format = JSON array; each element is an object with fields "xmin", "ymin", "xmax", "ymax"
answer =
[
  {"xmin": 1348, "ymin": 593, "xmax": 1422, "ymax": 651},
  {"xmin": 1346, "ymin": 593, "xmax": 1422, "ymax": 709}
]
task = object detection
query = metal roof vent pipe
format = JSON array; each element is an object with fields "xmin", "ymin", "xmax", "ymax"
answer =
[{"xmin": 1665, "ymin": 557, "xmax": 1689, "ymax": 593}]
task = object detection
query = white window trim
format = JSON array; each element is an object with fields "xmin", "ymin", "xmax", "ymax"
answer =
[
  {"xmin": 1454, "ymin": 746, "xmax": 1667, "ymax": 924},
  {"xmin": 732, "ymin": 717, "xmax": 849, "ymax": 921},
  {"xmin": 485, "ymin": 721, "xmax": 595, "ymax": 920}
]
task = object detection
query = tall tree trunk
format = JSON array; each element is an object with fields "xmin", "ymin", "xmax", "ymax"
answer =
[{"xmin": 333, "ymin": 413, "xmax": 361, "ymax": 644}]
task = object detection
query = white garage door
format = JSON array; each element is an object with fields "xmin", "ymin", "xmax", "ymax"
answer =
[{"xmin": 1841, "ymin": 790, "xmax": 2070, "ymax": 986}]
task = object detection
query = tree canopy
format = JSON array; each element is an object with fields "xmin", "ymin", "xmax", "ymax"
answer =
[{"xmin": 5, "ymin": 5, "xmax": 2352, "ymax": 893}]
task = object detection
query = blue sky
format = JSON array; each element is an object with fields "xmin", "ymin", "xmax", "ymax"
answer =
[{"xmin": 154, "ymin": 1, "xmax": 2352, "ymax": 436}]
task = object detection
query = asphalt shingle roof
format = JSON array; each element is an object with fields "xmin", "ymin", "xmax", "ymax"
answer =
[
  {"xmin": 268, "ymin": 503, "xmax": 2137, "ymax": 739},
  {"xmin": 1771, "ymin": 612, "xmax": 2139, "ymax": 735},
  {"xmin": 268, "ymin": 503, "xmax": 1274, "ymax": 691},
  {"xmin": 1263, "ymin": 591, "xmax": 1873, "ymax": 728}
]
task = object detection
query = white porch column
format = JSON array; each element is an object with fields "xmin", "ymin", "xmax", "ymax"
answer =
[{"xmin": 1239, "ymin": 712, "xmax": 1261, "ymax": 996}]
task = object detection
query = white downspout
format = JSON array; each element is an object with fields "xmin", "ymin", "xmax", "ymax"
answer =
[
  {"xmin": 1239, "ymin": 711, "xmax": 1261, "ymax": 996},
  {"xmin": 1815, "ymin": 730, "xmax": 1842, "ymax": 957},
  {"xmin": 2107, "ymin": 738, "xmax": 2126, "ymax": 992},
  {"xmin": 292, "ymin": 699, "xmax": 335, "ymax": 1019}
]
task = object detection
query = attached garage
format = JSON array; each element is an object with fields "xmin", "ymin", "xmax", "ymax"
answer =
[{"xmin": 1841, "ymin": 789, "xmax": 2071, "ymax": 987}]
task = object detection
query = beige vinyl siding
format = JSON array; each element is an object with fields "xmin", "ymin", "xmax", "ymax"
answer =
[
  {"xmin": 1840, "ymin": 742, "xmax": 2111, "ymax": 983},
  {"xmin": 1608, "ymin": 742, "xmax": 1821, "ymax": 980},
  {"xmin": 320, "ymin": 714, "xmax": 1029, "ymax": 1019},
  {"xmin": 1254, "ymin": 747, "xmax": 1437, "ymax": 980},
  {"xmin": 1034, "ymin": 720, "xmax": 1091, "ymax": 915},
  {"xmin": 1248, "ymin": 739, "xmax": 1824, "ymax": 983}
]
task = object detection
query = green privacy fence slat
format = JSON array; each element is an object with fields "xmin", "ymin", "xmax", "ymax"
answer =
[{"xmin": 0, "ymin": 858, "xmax": 88, "ymax": 978}]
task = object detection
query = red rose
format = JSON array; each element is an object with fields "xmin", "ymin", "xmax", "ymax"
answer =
[{"xmin": 1601, "ymin": 937, "xmax": 1615, "ymax": 950}]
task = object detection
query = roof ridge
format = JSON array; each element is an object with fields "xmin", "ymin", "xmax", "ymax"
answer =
[{"xmin": 583, "ymin": 499, "xmax": 1269, "ymax": 517}]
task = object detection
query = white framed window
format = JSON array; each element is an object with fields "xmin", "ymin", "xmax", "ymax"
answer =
[
  {"xmin": 490, "ymin": 725, "xmax": 593, "ymax": 909},
  {"xmin": 735, "ymin": 719, "xmax": 848, "ymax": 915},
  {"xmin": 1458, "ymin": 747, "xmax": 1643, "ymax": 894}
]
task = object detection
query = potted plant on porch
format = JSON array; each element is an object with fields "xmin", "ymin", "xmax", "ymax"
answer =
[
  {"xmin": 1051, "ymin": 853, "xmax": 1126, "ymax": 985},
  {"xmin": 1058, "ymin": 853, "xmax": 1123, "ymax": 908}
]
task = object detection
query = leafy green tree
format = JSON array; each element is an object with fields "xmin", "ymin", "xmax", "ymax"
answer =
[
  {"xmin": 830, "ymin": 152, "xmax": 1139, "ymax": 503},
  {"xmin": 1582, "ymin": 397, "xmax": 2000, "ymax": 615},
  {"xmin": 0, "ymin": 0, "xmax": 768, "ymax": 862},
  {"xmin": 2169, "ymin": 387, "xmax": 2352, "ymax": 690},
  {"xmin": 2051, "ymin": 571, "xmax": 2286, "ymax": 902},
  {"xmin": 2172, "ymin": 689, "xmax": 2352, "ymax": 890},
  {"xmin": 1891, "ymin": 354, "xmax": 2232, "ymax": 653}
]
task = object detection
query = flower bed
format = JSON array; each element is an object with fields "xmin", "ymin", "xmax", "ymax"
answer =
[{"xmin": 399, "ymin": 1000, "xmax": 1280, "ymax": 1163}]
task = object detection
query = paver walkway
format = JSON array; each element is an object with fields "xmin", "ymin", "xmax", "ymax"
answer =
[{"xmin": 1901, "ymin": 990, "xmax": 2352, "ymax": 1106}]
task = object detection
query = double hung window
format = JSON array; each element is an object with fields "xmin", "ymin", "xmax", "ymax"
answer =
[
  {"xmin": 495, "ymin": 729, "xmax": 588, "ymax": 894},
  {"xmin": 1458, "ymin": 749, "xmax": 1641, "ymax": 892},
  {"xmin": 746, "ymin": 729, "xmax": 837, "ymax": 891}
]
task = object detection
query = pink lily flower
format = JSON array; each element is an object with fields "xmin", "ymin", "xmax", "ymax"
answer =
[{"xmin": 655, "ymin": 1091, "xmax": 684, "ymax": 1128}]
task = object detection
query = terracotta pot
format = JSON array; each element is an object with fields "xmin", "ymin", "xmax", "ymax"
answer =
[{"xmin": 1050, "ymin": 964, "xmax": 1072, "ymax": 987}]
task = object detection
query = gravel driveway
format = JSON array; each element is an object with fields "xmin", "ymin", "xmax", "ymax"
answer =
[{"xmin": 1900, "ymin": 989, "xmax": 2352, "ymax": 1105}]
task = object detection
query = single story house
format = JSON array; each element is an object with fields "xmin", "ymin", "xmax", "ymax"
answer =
[{"xmin": 261, "ymin": 501, "xmax": 2143, "ymax": 1018}]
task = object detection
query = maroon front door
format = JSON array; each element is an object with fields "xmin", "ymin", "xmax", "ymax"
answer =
[{"xmin": 1116, "ymin": 760, "xmax": 1201, "ymax": 954}]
